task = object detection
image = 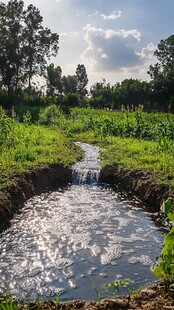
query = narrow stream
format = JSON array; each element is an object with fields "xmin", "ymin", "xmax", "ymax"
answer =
[{"xmin": 0, "ymin": 143, "xmax": 163, "ymax": 301}]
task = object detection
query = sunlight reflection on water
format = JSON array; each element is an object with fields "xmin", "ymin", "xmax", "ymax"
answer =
[{"xmin": 0, "ymin": 143, "xmax": 163, "ymax": 301}]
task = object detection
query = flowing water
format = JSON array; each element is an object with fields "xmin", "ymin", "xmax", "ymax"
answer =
[{"xmin": 0, "ymin": 143, "xmax": 163, "ymax": 301}]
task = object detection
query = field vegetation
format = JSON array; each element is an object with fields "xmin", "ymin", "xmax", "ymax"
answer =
[
  {"xmin": 38, "ymin": 105, "xmax": 174, "ymax": 188},
  {"xmin": 0, "ymin": 107, "xmax": 83, "ymax": 190},
  {"xmin": 1, "ymin": 105, "xmax": 174, "ymax": 189}
]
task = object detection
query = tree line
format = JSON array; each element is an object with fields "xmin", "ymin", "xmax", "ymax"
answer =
[{"xmin": 1, "ymin": 0, "xmax": 174, "ymax": 113}]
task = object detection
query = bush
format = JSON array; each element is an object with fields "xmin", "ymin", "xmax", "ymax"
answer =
[{"xmin": 39, "ymin": 104, "xmax": 65, "ymax": 126}]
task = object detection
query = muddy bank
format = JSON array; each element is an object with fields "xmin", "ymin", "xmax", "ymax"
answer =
[
  {"xmin": 0, "ymin": 280, "xmax": 173, "ymax": 310},
  {"xmin": 0, "ymin": 163, "xmax": 71, "ymax": 231},
  {"xmin": 99, "ymin": 165, "xmax": 174, "ymax": 212}
]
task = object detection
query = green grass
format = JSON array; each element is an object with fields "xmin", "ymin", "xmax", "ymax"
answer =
[
  {"xmin": 0, "ymin": 121, "xmax": 83, "ymax": 189},
  {"xmin": 0, "ymin": 293, "xmax": 17, "ymax": 310}
]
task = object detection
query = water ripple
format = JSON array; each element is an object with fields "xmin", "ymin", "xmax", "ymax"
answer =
[{"xmin": 0, "ymin": 143, "xmax": 163, "ymax": 301}]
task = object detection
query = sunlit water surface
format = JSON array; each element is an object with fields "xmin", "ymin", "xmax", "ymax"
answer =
[{"xmin": 0, "ymin": 143, "xmax": 163, "ymax": 301}]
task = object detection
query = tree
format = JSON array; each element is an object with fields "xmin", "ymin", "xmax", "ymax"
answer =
[
  {"xmin": 0, "ymin": 0, "xmax": 24, "ymax": 103},
  {"xmin": 117, "ymin": 79, "xmax": 150, "ymax": 110},
  {"xmin": 62, "ymin": 92, "xmax": 79, "ymax": 107},
  {"xmin": 89, "ymin": 78, "xmax": 150, "ymax": 110},
  {"xmin": 61, "ymin": 75, "xmax": 77, "ymax": 95},
  {"xmin": 47, "ymin": 63, "xmax": 62, "ymax": 97},
  {"xmin": 0, "ymin": 0, "xmax": 59, "ymax": 104},
  {"xmin": 75, "ymin": 64, "xmax": 88, "ymax": 99},
  {"xmin": 148, "ymin": 35, "xmax": 174, "ymax": 112},
  {"xmin": 90, "ymin": 79, "xmax": 113, "ymax": 109},
  {"xmin": 23, "ymin": 4, "xmax": 59, "ymax": 101}
]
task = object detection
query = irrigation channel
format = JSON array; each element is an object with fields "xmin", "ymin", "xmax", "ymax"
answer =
[{"xmin": 0, "ymin": 143, "xmax": 163, "ymax": 301}]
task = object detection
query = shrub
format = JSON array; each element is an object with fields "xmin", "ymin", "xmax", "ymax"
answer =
[{"xmin": 39, "ymin": 104, "xmax": 65, "ymax": 126}]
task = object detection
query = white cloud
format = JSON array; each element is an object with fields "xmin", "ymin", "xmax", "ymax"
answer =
[
  {"xmin": 88, "ymin": 10, "xmax": 99, "ymax": 17},
  {"xmin": 81, "ymin": 24, "xmax": 142, "ymax": 72},
  {"xmin": 100, "ymin": 10, "xmax": 122, "ymax": 20},
  {"xmin": 88, "ymin": 10, "xmax": 122, "ymax": 20},
  {"xmin": 136, "ymin": 42, "xmax": 157, "ymax": 61},
  {"xmin": 60, "ymin": 31, "xmax": 79, "ymax": 42}
]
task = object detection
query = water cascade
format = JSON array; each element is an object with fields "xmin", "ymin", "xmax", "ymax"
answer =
[
  {"xmin": 0, "ymin": 143, "xmax": 163, "ymax": 301},
  {"xmin": 72, "ymin": 142, "xmax": 100, "ymax": 185}
]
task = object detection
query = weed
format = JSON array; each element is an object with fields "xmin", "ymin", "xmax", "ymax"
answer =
[
  {"xmin": 103, "ymin": 279, "xmax": 133, "ymax": 297},
  {"xmin": 54, "ymin": 296, "xmax": 61, "ymax": 306},
  {"xmin": 0, "ymin": 293, "xmax": 17, "ymax": 310},
  {"xmin": 92, "ymin": 279, "xmax": 102, "ymax": 302},
  {"xmin": 92, "ymin": 278, "xmax": 133, "ymax": 303}
]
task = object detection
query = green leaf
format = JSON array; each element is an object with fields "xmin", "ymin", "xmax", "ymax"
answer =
[{"xmin": 161, "ymin": 198, "xmax": 174, "ymax": 217}]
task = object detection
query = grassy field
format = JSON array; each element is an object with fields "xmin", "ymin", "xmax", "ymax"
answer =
[
  {"xmin": 61, "ymin": 107, "xmax": 174, "ymax": 188},
  {"xmin": 0, "ymin": 109, "xmax": 83, "ymax": 189},
  {"xmin": 1, "ymin": 105, "xmax": 174, "ymax": 189}
]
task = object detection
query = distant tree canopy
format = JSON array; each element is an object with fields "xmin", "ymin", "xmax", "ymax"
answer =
[
  {"xmin": 75, "ymin": 64, "xmax": 88, "ymax": 100},
  {"xmin": 89, "ymin": 78, "xmax": 151, "ymax": 111},
  {"xmin": 0, "ymin": 0, "xmax": 59, "ymax": 104},
  {"xmin": 148, "ymin": 35, "xmax": 174, "ymax": 112},
  {"xmin": 46, "ymin": 64, "xmax": 89, "ymax": 106},
  {"xmin": 47, "ymin": 64, "xmax": 62, "ymax": 97}
]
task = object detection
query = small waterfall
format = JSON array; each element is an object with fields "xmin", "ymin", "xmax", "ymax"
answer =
[
  {"xmin": 72, "ymin": 168, "xmax": 100, "ymax": 185},
  {"xmin": 72, "ymin": 142, "xmax": 100, "ymax": 185}
]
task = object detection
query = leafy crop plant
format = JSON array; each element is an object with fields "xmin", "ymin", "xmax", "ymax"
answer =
[{"xmin": 152, "ymin": 198, "xmax": 174, "ymax": 287}]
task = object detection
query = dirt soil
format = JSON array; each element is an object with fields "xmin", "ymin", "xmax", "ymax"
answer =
[
  {"xmin": 99, "ymin": 165, "xmax": 174, "ymax": 212},
  {"xmin": 1, "ymin": 280, "xmax": 173, "ymax": 310}
]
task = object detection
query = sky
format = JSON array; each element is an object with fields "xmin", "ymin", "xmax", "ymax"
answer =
[{"xmin": 3, "ymin": 0, "xmax": 174, "ymax": 87}]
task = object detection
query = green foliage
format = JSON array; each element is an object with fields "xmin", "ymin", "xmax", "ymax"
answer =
[
  {"xmin": 1, "ymin": 105, "xmax": 174, "ymax": 190},
  {"xmin": 148, "ymin": 35, "xmax": 174, "ymax": 112},
  {"xmin": 47, "ymin": 63, "xmax": 62, "ymax": 97},
  {"xmin": 0, "ymin": 293, "xmax": 17, "ymax": 310},
  {"xmin": 90, "ymin": 78, "xmax": 151, "ymax": 111},
  {"xmin": 75, "ymin": 64, "xmax": 88, "ymax": 99},
  {"xmin": 66, "ymin": 108, "xmax": 174, "ymax": 187},
  {"xmin": 39, "ymin": 104, "xmax": 65, "ymax": 127},
  {"xmin": 61, "ymin": 75, "xmax": 77, "ymax": 95},
  {"xmin": 14, "ymin": 104, "xmax": 41, "ymax": 122},
  {"xmin": 0, "ymin": 110, "xmax": 83, "ymax": 189},
  {"xmin": 63, "ymin": 108, "xmax": 174, "ymax": 151},
  {"xmin": 103, "ymin": 279, "xmax": 133, "ymax": 297},
  {"xmin": 0, "ymin": 0, "xmax": 59, "ymax": 104},
  {"xmin": 22, "ymin": 110, "xmax": 32, "ymax": 125},
  {"xmin": 93, "ymin": 278, "xmax": 133, "ymax": 302},
  {"xmin": 53, "ymin": 296, "xmax": 60, "ymax": 306},
  {"xmin": 152, "ymin": 198, "xmax": 174, "ymax": 284},
  {"xmin": 62, "ymin": 92, "xmax": 79, "ymax": 107},
  {"xmin": 0, "ymin": 112, "xmax": 14, "ymax": 147}
]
